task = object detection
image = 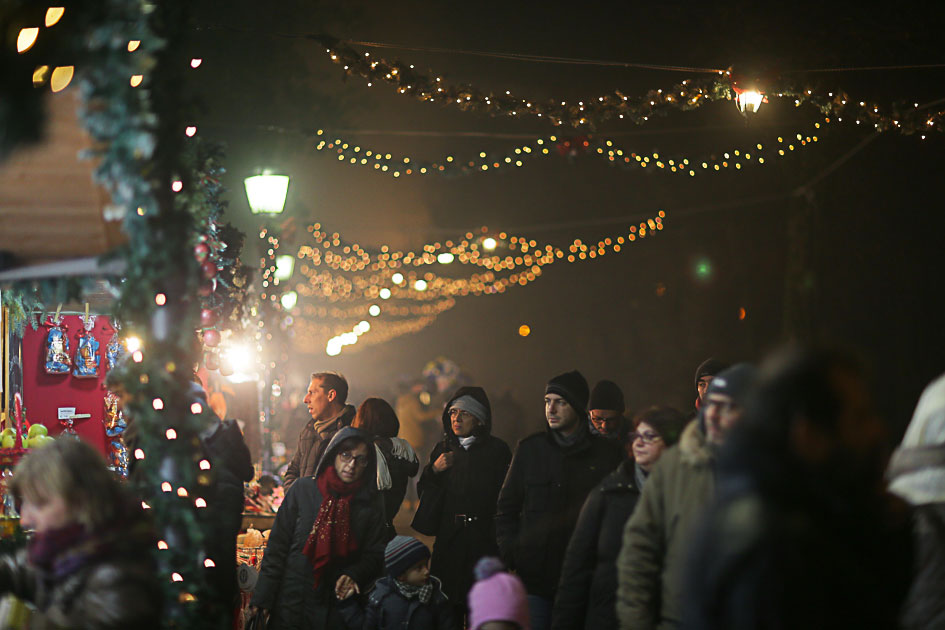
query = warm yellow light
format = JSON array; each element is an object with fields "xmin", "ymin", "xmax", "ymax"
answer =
[
  {"xmin": 130, "ymin": 74, "xmax": 143, "ymax": 87},
  {"xmin": 735, "ymin": 90, "xmax": 764, "ymax": 114},
  {"xmin": 32, "ymin": 65, "xmax": 49, "ymax": 86},
  {"xmin": 274, "ymin": 255, "xmax": 295, "ymax": 280},
  {"xmin": 483, "ymin": 237, "xmax": 497, "ymax": 251},
  {"xmin": 244, "ymin": 174, "xmax": 290, "ymax": 214},
  {"xmin": 280, "ymin": 291, "xmax": 298, "ymax": 310},
  {"xmin": 49, "ymin": 65, "xmax": 73, "ymax": 92},
  {"xmin": 518, "ymin": 324, "xmax": 531, "ymax": 337},
  {"xmin": 379, "ymin": 288, "xmax": 391, "ymax": 299},
  {"xmin": 391, "ymin": 273, "xmax": 404, "ymax": 284},
  {"xmin": 127, "ymin": 40, "xmax": 140, "ymax": 52},
  {"xmin": 414, "ymin": 279, "xmax": 428, "ymax": 291},
  {"xmin": 368, "ymin": 304, "xmax": 381, "ymax": 316},
  {"xmin": 45, "ymin": 7, "xmax": 65, "ymax": 27},
  {"xmin": 437, "ymin": 253, "xmax": 454, "ymax": 264},
  {"xmin": 17, "ymin": 28, "xmax": 39, "ymax": 53}
]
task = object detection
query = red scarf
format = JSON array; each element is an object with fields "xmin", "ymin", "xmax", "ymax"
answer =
[{"xmin": 302, "ymin": 466, "xmax": 364, "ymax": 588}]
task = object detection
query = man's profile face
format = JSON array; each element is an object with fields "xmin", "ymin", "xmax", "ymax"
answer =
[
  {"xmin": 589, "ymin": 409, "xmax": 621, "ymax": 435},
  {"xmin": 303, "ymin": 377, "xmax": 334, "ymax": 420},
  {"xmin": 545, "ymin": 393, "xmax": 579, "ymax": 432},
  {"xmin": 704, "ymin": 392, "xmax": 741, "ymax": 445},
  {"xmin": 697, "ymin": 375, "xmax": 714, "ymax": 401}
]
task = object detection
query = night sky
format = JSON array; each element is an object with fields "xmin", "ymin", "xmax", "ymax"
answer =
[{"xmin": 189, "ymin": 1, "xmax": 945, "ymax": 445}]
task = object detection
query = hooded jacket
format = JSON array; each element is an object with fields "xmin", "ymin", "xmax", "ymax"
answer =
[
  {"xmin": 495, "ymin": 417, "xmax": 622, "ymax": 599},
  {"xmin": 416, "ymin": 387, "xmax": 512, "ymax": 609},
  {"xmin": 337, "ymin": 575, "xmax": 458, "ymax": 630},
  {"xmin": 251, "ymin": 427, "xmax": 387, "ymax": 630},
  {"xmin": 284, "ymin": 404, "xmax": 356, "ymax": 489},
  {"xmin": 616, "ymin": 419, "xmax": 715, "ymax": 630}
]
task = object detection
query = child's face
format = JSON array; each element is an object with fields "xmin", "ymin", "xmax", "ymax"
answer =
[{"xmin": 399, "ymin": 557, "xmax": 430, "ymax": 587}]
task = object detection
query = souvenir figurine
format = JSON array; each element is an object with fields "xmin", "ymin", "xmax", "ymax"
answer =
[
  {"xmin": 104, "ymin": 391, "xmax": 128, "ymax": 477},
  {"xmin": 44, "ymin": 319, "xmax": 72, "ymax": 375},
  {"xmin": 73, "ymin": 315, "xmax": 100, "ymax": 378}
]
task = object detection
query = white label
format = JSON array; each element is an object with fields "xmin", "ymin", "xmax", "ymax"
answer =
[{"xmin": 57, "ymin": 407, "xmax": 77, "ymax": 420}]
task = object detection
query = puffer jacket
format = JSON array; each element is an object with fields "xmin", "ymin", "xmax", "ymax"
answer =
[
  {"xmin": 552, "ymin": 458, "xmax": 641, "ymax": 630},
  {"xmin": 0, "ymin": 537, "xmax": 160, "ymax": 630},
  {"xmin": 337, "ymin": 575, "xmax": 458, "ymax": 630},
  {"xmin": 616, "ymin": 419, "xmax": 715, "ymax": 630},
  {"xmin": 251, "ymin": 427, "xmax": 387, "ymax": 630}
]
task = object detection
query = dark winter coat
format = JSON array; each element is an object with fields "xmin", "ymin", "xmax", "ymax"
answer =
[
  {"xmin": 616, "ymin": 419, "xmax": 716, "ymax": 630},
  {"xmin": 552, "ymin": 458, "xmax": 641, "ymax": 630},
  {"xmin": 375, "ymin": 436, "xmax": 420, "ymax": 529},
  {"xmin": 416, "ymin": 387, "xmax": 512, "ymax": 607},
  {"xmin": 285, "ymin": 404, "xmax": 356, "ymax": 489},
  {"xmin": 495, "ymin": 421, "xmax": 623, "ymax": 599},
  {"xmin": 902, "ymin": 503, "xmax": 945, "ymax": 629},
  {"xmin": 338, "ymin": 575, "xmax": 459, "ymax": 630},
  {"xmin": 0, "ymin": 524, "xmax": 160, "ymax": 629},
  {"xmin": 681, "ymin": 482, "xmax": 913, "ymax": 630},
  {"xmin": 251, "ymin": 427, "xmax": 388, "ymax": 630}
]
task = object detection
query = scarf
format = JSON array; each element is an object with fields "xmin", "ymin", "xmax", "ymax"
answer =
[
  {"xmin": 634, "ymin": 461, "xmax": 649, "ymax": 491},
  {"xmin": 458, "ymin": 436, "xmax": 477, "ymax": 450},
  {"xmin": 393, "ymin": 578, "xmax": 434, "ymax": 604},
  {"xmin": 28, "ymin": 522, "xmax": 97, "ymax": 583},
  {"xmin": 302, "ymin": 466, "xmax": 364, "ymax": 589}
]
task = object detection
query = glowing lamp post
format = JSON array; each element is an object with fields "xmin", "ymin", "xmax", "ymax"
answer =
[
  {"xmin": 733, "ymin": 86, "xmax": 766, "ymax": 116},
  {"xmin": 244, "ymin": 173, "xmax": 290, "ymax": 214}
]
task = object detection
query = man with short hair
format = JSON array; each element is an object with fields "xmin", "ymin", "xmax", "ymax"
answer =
[
  {"xmin": 284, "ymin": 371, "xmax": 355, "ymax": 489},
  {"xmin": 617, "ymin": 362, "xmax": 756, "ymax": 630},
  {"xmin": 496, "ymin": 370, "xmax": 623, "ymax": 630},
  {"xmin": 588, "ymin": 380, "xmax": 631, "ymax": 442}
]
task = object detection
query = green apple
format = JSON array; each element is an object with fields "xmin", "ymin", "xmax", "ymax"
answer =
[
  {"xmin": 30, "ymin": 435, "xmax": 54, "ymax": 449},
  {"xmin": 1, "ymin": 433, "xmax": 15, "ymax": 449},
  {"xmin": 0, "ymin": 427, "xmax": 13, "ymax": 439},
  {"xmin": 28, "ymin": 424, "xmax": 47, "ymax": 439},
  {"xmin": 20, "ymin": 435, "xmax": 28, "ymax": 449}
]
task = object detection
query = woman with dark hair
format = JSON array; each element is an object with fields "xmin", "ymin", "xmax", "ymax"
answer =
[
  {"xmin": 415, "ymin": 386, "xmax": 512, "ymax": 625},
  {"xmin": 353, "ymin": 397, "xmax": 420, "ymax": 536},
  {"xmin": 248, "ymin": 427, "xmax": 387, "ymax": 629},
  {"xmin": 552, "ymin": 406, "xmax": 686, "ymax": 630},
  {"xmin": 0, "ymin": 438, "xmax": 161, "ymax": 629}
]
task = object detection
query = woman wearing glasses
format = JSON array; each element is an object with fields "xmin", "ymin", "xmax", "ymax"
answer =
[
  {"xmin": 552, "ymin": 406, "xmax": 686, "ymax": 630},
  {"xmin": 414, "ymin": 386, "xmax": 512, "ymax": 626},
  {"xmin": 248, "ymin": 426, "xmax": 387, "ymax": 629}
]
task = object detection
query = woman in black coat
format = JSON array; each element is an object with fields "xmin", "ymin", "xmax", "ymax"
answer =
[
  {"xmin": 551, "ymin": 406, "xmax": 686, "ymax": 630},
  {"xmin": 414, "ymin": 386, "xmax": 512, "ymax": 624},
  {"xmin": 249, "ymin": 427, "xmax": 388, "ymax": 630},
  {"xmin": 353, "ymin": 397, "xmax": 420, "ymax": 538}
]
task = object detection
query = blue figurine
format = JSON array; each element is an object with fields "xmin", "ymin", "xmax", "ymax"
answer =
[
  {"xmin": 73, "ymin": 315, "xmax": 100, "ymax": 378},
  {"xmin": 44, "ymin": 324, "xmax": 72, "ymax": 374}
]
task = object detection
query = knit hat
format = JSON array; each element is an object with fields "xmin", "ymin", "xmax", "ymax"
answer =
[
  {"xmin": 449, "ymin": 394, "xmax": 489, "ymax": 424},
  {"xmin": 694, "ymin": 358, "xmax": 729, "ymax": 391},
  {"xmin": 385, "ymin": 536, "xmax": 430, "ymax": 578},
  {"xmin": 705, "ymin": 363, "xmax": 758, "ymax": 405},
  {"xmin": 588, "ymin": 380, "xmax": 625, "ymax": 413},
  {"xmin": 468, "ymin": 557, "xmax": 530, "ymax": 630},
  {"xmin": 546, "ymin": 371, "xmax": 590, "ymax": 418}
]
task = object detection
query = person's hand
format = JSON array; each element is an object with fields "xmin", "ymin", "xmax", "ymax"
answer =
[
  {"xmin": 335, "ymin": 574, "xmax": 360, "ymax": 600},
  {"xmin": 433, "ymin": 452, "xmax": 454, "ymax": 473}
]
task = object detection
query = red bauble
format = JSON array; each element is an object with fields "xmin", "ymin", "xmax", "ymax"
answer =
[
  {"xmin": 204, "ymin": 352, "xmax": 220, "ymax": 371},
  {"xmin": 200, "ymin": 308, "xmax": 218, "ymax": 328},
  {"xmin": 194, "ymin": 243, "xmax": 210, "ymax": 262},
  {"xmin": 197, "ymin": 278, "xmax": 215, "ymax": 297},
  {"xmin": 203, "ymin": 328, "xmax": 221, "ymax": 347},
  {"xmin": 201, "ymin": 260, "xmax": 217, "ymax": 280}
]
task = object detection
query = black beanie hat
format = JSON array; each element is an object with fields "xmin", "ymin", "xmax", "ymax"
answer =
[
  {"xmin": 694, "ymin": 358, "xmax": 729, "ymax": 391},
  {"xmin": 589, "ymin": 380, "xmax": 625, "ymax": 413},
  {"xmin": 705, "ymin": 363, "xmax": 758, "ymax": 405},
  {"xmin": 546, "ymin": 371, "xmax": 590, "ymax": 418}
]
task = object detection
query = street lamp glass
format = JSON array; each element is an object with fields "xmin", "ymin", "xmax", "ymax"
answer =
[
  {"xmin": 274, "ymin": 255, "xmax": 295, "ymax": 280},
  {"xmin": 244, "ymin": 174, "xmax": 290, "ymax": 214}
]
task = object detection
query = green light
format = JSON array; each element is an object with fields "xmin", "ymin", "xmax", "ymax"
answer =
[{"xmin": 695, "ymin": 258, "xmax": 712, "ymax": 279}]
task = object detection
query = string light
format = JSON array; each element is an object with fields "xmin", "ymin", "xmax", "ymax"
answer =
[
  {"xmin": 16, "ymin": 28, "xmax": 39, "ymax": 53},
  {"xmin": 44, "ymin": 7, "xmax": 65, "ymax": 27}
]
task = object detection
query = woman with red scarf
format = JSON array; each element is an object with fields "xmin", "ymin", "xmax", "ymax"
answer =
[{"xmin": 249, "ymin": 426, "xmax": 387, "ymax": 629}]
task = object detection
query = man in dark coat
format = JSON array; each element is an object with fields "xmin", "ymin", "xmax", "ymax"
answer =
[
  {"xmin": 250, "ymin": 427, "xmax": 388, "ymax": 629},
  {"xmin": 495, "ymin": 370, "xmax": 623, "ymax": 630},
  {"xmin": 682, "ymin": 348, "xmax": 913, "ymax": 630},
  {"xmin": 553, "ymin": 406, "xmax": 686, "ymax": 630},
  {"xmin": 284, "ymin": 371, "xmax": 356, "ymax": 489},
  {"xmin": 415, "ymin": 386, "xmax": 512, "ymax": 625},
  {"xmin": 693, "ymin": 358, "xmax": 728, "ymax": 414}
]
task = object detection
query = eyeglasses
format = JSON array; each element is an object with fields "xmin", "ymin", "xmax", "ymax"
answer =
[
  {"xmin": 337, "ymin": 450, "xmax": 369, "ymax": 468},
  {"xmin": 449, "ymin": 408, "xmax": 476, "ymax": 422},
  {"xmin": 630, "ymin": 431, "xmax": 662, "ymax": 444}
]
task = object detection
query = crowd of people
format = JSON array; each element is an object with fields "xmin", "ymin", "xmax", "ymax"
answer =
[{"xmin": 1, "ymin": 349, "xmax": 943, "ymax": 630}]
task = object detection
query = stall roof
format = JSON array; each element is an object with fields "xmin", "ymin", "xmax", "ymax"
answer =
[{"xmin": 0, "ymin": 91, "xmax": 125, "ymax": 268}]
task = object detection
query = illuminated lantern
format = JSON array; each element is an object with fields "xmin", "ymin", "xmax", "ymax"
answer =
[
  {"xmin": 733, "ymin": 84, "xmax": 767, "ymax": 116},
  {"xmin": 244, "ymin": 173, "xmax": 289, "ymax": 214}
]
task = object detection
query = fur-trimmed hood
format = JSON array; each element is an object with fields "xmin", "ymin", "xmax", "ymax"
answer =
[{"xmin": 679, "ymin": 418, "xmax": 715, "ymax": 467}]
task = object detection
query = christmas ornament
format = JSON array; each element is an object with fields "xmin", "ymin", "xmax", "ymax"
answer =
[
  {"xmin": 44, "ymin": 317, "xmax": 71, "ymax": 375},
  {"xmin": 201, "ymin": 260, "xmax": 218, "ymax": 279},
  {"xmin": 194, "ymin": 242, "xmax": 210, "ymax": 262},
  {"xmin": 73, "ymin": 315, "xmax": 100, "ymax": 378},
  {"xmin": 200, "ymin": 308, "xmax": 218, "ymax": 328},
  {"xmin": 203, "ymin": 328, "xmax": 221, "ymax": 347}
]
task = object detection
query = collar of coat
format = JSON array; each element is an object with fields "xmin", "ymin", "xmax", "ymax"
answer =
[{"xmin": 679, "ymin": 418, "xmax": 715, "ymax": 467}]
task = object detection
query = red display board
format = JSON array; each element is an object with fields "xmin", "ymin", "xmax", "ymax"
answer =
[{"xmin": 21, "ymin": 315, "xmax": 116, "ymax": 455}]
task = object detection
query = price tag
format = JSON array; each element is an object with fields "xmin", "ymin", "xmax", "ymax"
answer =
[{"xmin": 58, "ymin": 407, "xmax": 77, "ymax": 420}]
